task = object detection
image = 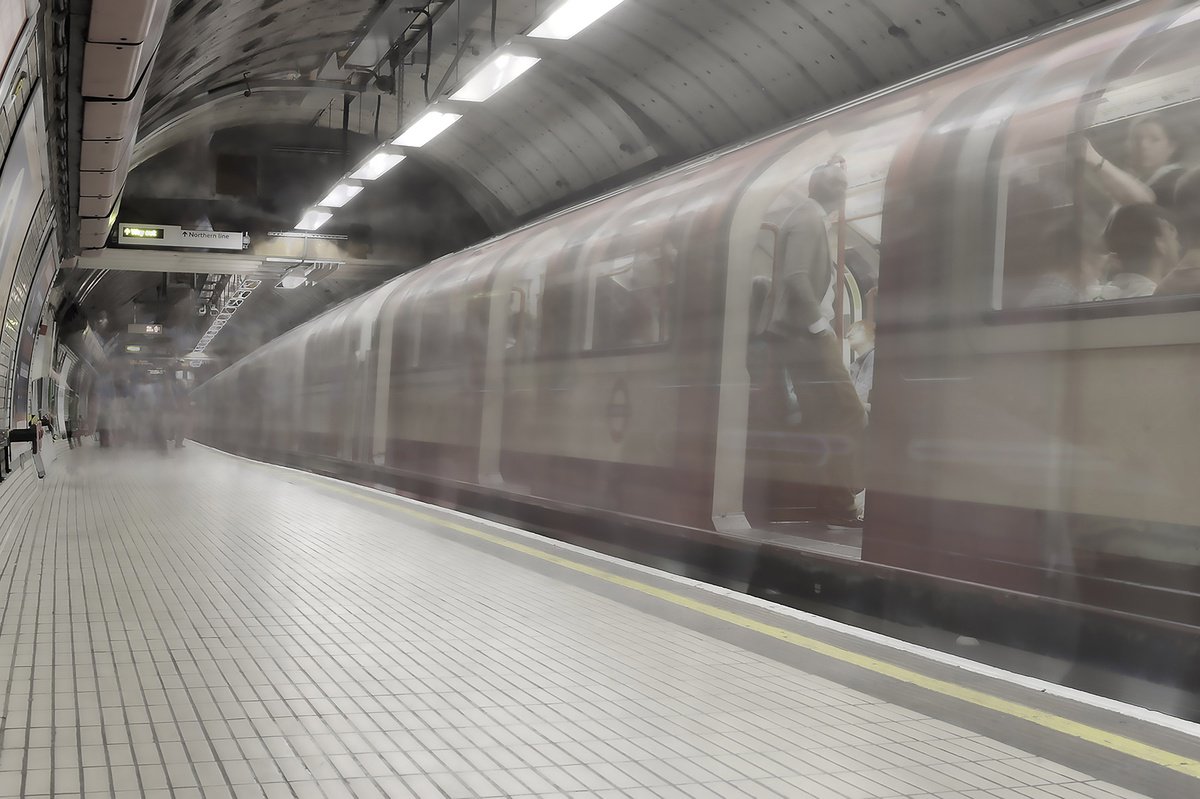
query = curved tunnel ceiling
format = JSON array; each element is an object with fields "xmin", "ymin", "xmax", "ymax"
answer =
[
  {"xmin": 132, "ymin": 0, "xmax": 1114, "ymax": 229},
  {"xmin": 73, "ymin": 0, "xmax": 1118, "ymax": 372},
  {"xmin": 145, "ymin": 0, "xmax": 379, "ymax": 127}
]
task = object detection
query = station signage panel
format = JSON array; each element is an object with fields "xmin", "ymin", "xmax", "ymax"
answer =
[{"xmin": 118, "ymin": 224, "xmax": 247, "ymax": 251}]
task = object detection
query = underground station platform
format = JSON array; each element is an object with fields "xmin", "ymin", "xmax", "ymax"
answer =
[{"xmin": 0, "ymin": 445, "xmax": 1196, "ymax": 799}]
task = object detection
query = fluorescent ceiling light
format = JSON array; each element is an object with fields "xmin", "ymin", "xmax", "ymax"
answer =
[
  {"xmin": 392, "ymin": 111, "xmax": 462, "ymax": 148},
  {"xmin": 529, "ymin": 0, "xmax": 626, "ymax": 40},
  {"xmin": 451, "ymin": 53, "xmax": 541, "ymax": 102},
  {"xmin": 278, "ymin": 264, "xmax": 314, "ymax": 290},
  {"xmin": 296, "ymin": 209, "xmax": 333, "ymax": 231},
  {"xmin": 278, "ymin": 273, "xmax": 308, "ymax": 290},
  {"xmin": 320, "ymin": 182, "xmax": 364, "ymax": 208},
  {"xmin": 350, "ymin": 151, "xmax": 406, "ymax": 181}
]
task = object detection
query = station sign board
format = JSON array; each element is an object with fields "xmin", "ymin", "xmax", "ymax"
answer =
[
  {"xmin": 128, "ymin": 323, "xmax": 163, "ymax": 335},
  {"xmin": 118, "ymin": 224, "xmax": 247, "ymax": 251}
]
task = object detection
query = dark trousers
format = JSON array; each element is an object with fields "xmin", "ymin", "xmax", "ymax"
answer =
[{"xmin": 773, "ymin": 329, "xmax": 866, "ymax": 517}]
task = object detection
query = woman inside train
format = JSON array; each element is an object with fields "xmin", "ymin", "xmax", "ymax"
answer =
[
  {"xmin": 1081, "ymin": 113, "xmax": 1192, "ymax": 210},
  {"xmin": 1126, "ymin": 113, "xmax": 1190, "ymax": 207}
]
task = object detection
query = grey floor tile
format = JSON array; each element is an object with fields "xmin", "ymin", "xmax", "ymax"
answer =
[{"xmin": 0, "ymin": 448, "xmax": 1156, "ymax": 799}]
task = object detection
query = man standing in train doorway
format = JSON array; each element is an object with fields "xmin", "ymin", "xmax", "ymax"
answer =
[{"xmin": 767, "ymin": 157, "xmax": 867, "ymax": 527}]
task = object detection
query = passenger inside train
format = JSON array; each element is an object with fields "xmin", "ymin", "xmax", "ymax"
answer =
[
  {"xmin": 1102, "ymin": 202, "xmax": 1182, "ymax": 298},
  {"xmin": 1081, "ymin": 115, "xmax": 1190, "ymax": 209},
  {"xmin": 1020, "ymin": 223, "xmax": 1110, "ymax": 307},
  {"xmin": 759, "ymin": 159, "xmax": 866, "ymax": 527},
  {"xmin": 1125, "ymin": 114, "xmax": 1190, "ymax": 206},
  {"xmin": 1159, "ymin": 167, "xmax": 1200, "ymax": 295},
  {"xmin": 1013, "ymin": 16, "xmax": 1200, "ymax": 310},
  {"xmin": 847, "ymin": 320, "xmax": 875, "ymax": 415},
  {"xmin": 1019, "ymin": 139, "xmax": 1197, "ymax": 306}
]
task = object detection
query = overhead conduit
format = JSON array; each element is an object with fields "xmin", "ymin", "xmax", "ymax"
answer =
[{"xmin": 76, "ymin": 0, "xmax": 169, "ymax": 255}]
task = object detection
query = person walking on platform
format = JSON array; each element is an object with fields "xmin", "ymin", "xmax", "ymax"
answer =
[
  {"xmin": 39, "ymin": 410, "xmax": 56, "ymax": 440},
  {"xmin": 23, "ymin": 415, "xmax": 46, "ymax": 478},
  {"xmin": 169, "ymin": 378, "xmax": 189, "ymax": 449}
]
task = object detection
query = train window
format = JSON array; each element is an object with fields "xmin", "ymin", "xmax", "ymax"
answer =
[
  {"xmin": 490, "ymin": 228, "xmax": 579, "ymax": 360},
  {"xmin": 1000, "ymin": 8, "xmax": 1200, "ymax": 310},
  {"xmin": 390, "ymin": 301, "xmax": 418, "ymax": 373},
  {"xmin": 506, "ymin": 275, "xmax": 543, "ymax": 360},
  {"xmin": 539, "ymin": 276, "xmax": 578, "ymax": 356},
  {"xmin": 503, "ymin": 252, "xmax": 552, "ymax": 360},
  {"xmin": 416, "ymin": 295, "xmax": 458, "ymax": 369},
  {"xmin": 583, "ymin": 244, "xmax": 676, "ymax": 351}
]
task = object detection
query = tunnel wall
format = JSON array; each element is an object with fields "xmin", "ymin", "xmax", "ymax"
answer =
[{"xmin": 0, "ymin": 9, "xmax": 60, "ymax": 437}]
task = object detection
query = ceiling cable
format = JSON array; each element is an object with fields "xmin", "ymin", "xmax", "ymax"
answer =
[{"xmin": 404, "ymin": 5, "xmax": 434, "ymax": 103}]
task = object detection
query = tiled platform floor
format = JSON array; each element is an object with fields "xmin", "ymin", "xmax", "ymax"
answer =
[{"xmin": 0, "ymin": 446, "xmax": 1155, "ymax": 799}]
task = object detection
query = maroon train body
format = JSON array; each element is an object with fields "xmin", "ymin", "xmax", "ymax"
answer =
[{"xmin": 196, "ymin": 0, "xmax": 1200, "ymax": 702}]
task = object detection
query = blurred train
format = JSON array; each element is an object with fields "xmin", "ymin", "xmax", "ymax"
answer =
[{"xmin": 196, "ymin": 0, "xmax": 1200, "ymax": 699}]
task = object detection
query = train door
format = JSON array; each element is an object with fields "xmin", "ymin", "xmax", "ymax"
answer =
[
  {"xmin": 370, "ymin": 276, "xmax": 422, "ymax": 467},
  {"xmin": 260, "ymin": 344, "xmax": 290, "ymax": 456},
  {"xmin": 475, "ymin": 241, "xmax": 522, "ymax": 488},
  {"xmin": 301, "ymin": 306, "xmax": 354, "ymax": 457},
  {"xmin": 384, "ymin": 254, "xmax": 493, "ymax": 483},
  {"xmin": 334, "ymin": 297, "xmax": 373, "ymax": 462},
  {"xmin": 482, "ymin": 229, "xmax": 569, "ymax": 490},
  {"xmin": 300, "ymin": 329, "xmax": 323, "ymax": 454},
  {"xmin": 286, "ymin": 325, "xmax": 316, "ymax": 454},
  {"xmin": 713, "ymin": 106, "xmax": 924, "ymax": 552},
  {"xmin": 337, "ymin": 317, "xmax": 360, "ymax": 463},
  {"xmin": 236, "ymin": 363, "xmax": 266, "ymax": 453},
  {"xmin": 343, "ymin": 289, "xmax": 394, "ymax": 463},
  {"xmin": 460, "ymin": 256, "xmax": 502, "ymax": 484}
]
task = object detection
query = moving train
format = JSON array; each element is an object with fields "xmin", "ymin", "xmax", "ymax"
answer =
[{"xmin": 195, "ymin": 0, "xmax": 1200, "ymax": 700}]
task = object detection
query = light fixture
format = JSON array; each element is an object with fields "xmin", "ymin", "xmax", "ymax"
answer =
[
  {"xmin": 296, "ymin": 209, "xmax": 333, "ymax": 231},
  {"xmin": 277, "ymin": 263, "xmax": 315, "ymax": 290},
  {"xmin": 319, "ymin": 182, "xmax": 364, "ymax": 208},
  {"xmin": 279, "ymin": 273, "xmax": 309, "ymax": 290},
  {"xmin": 125, "ymin": 345, "xmax": 142, "ymax": 353},
  {"xmin": 350, "ymin": 151, "xmax": 406, "ymax": 181},
  {"xmin": 451, "ymin": 52, "xmax": 541, "ymax": 102},
  {"xmin": 529, "ymin": 0, "xmax": 626, "ymax": 40},
  {"xmin": 392, "ymin": 110, "xmax": 462, "ymax": 147},
  {"xmin": 188, "ymin": 279, "xmax": 261, "ymax": 355}
]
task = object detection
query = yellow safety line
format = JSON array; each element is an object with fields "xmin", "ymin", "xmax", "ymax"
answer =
[{"xmin": 278, "ymin": 463, "xmax": 1200, "ymax": 779}]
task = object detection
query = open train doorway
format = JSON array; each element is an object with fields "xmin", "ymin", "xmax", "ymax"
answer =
[{"xmin": 713, "ymin": 112, "xmax": 921, "ymax": 557}]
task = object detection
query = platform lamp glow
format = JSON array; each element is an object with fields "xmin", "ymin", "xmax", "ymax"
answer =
[
  {"xmin": 350, "ymin": 149, "xmax": 406, "ymax": 181},
  {"xmin": 319, "ymin": 181, "xmax": 364, "ymax": 208},
  {"xmin": 393, "ymin": 110, "xmax": 463, "ymax": 147},
  {"xmin": 278, "ymin": 264, "xmax": 314, "ymax": 290},
  {"xmin": 529, "ymin": 0, "xmax": 627, "ymax": 39},
  {"xmin": 451, "ymin": 51, "xmax": 541, "ymax": 102},
  {"xmin": 295, "ymin": 208, "xmax": 333, "ymax": 232}
]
